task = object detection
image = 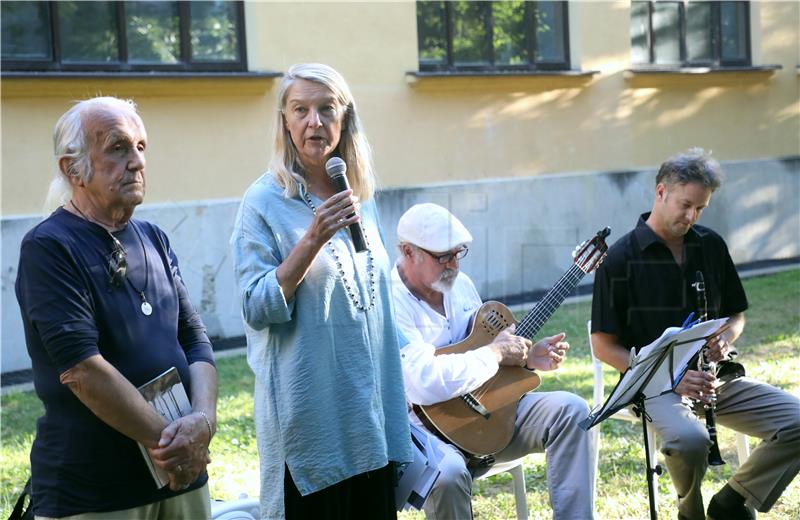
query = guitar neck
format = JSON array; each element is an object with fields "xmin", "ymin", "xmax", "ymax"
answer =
[{"xmin": 516, "ymin": 264, "xmax": 586, "ymax": 339}]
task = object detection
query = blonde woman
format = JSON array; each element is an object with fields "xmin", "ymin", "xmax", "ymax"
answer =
[{"xmin": 230, "ymin": 63, "xmax": 412, "ymax": 519}]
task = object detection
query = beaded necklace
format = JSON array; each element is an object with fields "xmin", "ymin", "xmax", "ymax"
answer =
[{"xmin": 301, "ymin": 190, "xmax": 376, "ymax": 312}]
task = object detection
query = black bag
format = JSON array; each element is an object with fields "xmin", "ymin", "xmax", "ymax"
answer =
[{"xmin": 8, "ymin": 478, "xmax": 33, "ymax": 520}]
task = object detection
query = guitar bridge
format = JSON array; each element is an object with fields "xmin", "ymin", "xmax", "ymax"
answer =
[{"xmin": 461, "ymin": 392, "xmax": 491, "ymax": 419}]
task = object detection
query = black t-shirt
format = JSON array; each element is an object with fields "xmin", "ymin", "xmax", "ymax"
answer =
[
  {"xmin": 15, "ymin": 208, "xmax": 215, "ymax": 517},
  {"xmin": 591, "ymin": 213, "xmax": 748, "ymax": 352}
]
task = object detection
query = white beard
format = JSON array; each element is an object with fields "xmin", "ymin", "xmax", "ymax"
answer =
[{"xmin": 431, "ymin": 269, "xmax": 458, "ymax": 293}]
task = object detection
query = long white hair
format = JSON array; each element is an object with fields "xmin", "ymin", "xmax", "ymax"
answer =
[
  {"xmin": 269, "ymin": 63, "xmax": 375, "ymax": 201},
  {"xmin": 43, "ymin": 96, "xmax": 140, "ymax": 214}
]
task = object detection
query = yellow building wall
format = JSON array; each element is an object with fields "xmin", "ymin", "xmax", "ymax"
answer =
[
  {"xmin": 1, "ymin": 81, "xmax": 276, "ymax": 216},
  {"xmin": 2, "ymin": 1, "xmax": 798, "ymax": 216}
]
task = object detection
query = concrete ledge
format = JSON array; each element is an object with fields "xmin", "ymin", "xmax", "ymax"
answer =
[
  {"xmin": 2, "ymin": 156, "xmax": 798, "ymax": 374},
  {"xmin": 625, "ymin": 64, "xmax": 782, "ymax": 74}
]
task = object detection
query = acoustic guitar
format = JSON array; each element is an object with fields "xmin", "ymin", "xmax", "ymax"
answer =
[{"xmin": 414, "ymin": 227, "xmax": 610, "ymax": 457}]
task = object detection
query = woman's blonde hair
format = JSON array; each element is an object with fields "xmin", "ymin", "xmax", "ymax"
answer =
[{"xmin": 269, "ymin": 63, "xmax": 375, "ymax": 201}]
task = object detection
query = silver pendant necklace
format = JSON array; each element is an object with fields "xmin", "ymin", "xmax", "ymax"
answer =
[
  {"xmin": 69, "ymin": 201, "xmax": 152, "ymax": 316},
  {"xmin": 301, "ymin": 190, "xmax": 376, "ymax": 312},
  {"xmin": 128, "ymin": 223, "xmax": 152, "ymax": 316}
]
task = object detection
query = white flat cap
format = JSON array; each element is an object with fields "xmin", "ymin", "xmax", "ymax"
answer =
[{"xmin": 397, "ymin": 203, "xmax": 473, "ymax": 252}]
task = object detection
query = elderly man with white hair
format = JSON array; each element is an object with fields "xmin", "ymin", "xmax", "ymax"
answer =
[
  {"xmin": 15, "ymin": 96, "xmax": 216, "ymax": 519},
  {"xmin": 391, "ymin": 203, "xmax": 595, "ymax": 520}
]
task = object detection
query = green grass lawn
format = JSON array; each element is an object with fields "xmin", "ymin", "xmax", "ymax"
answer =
[{"xmin": 2, "ymin": 269, "xmax": 798, "ymax": 519}]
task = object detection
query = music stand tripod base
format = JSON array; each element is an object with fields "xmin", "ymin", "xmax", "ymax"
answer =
[
  {"xmin": 633, "ymin": 393, "xmax": 663, "ymax": 520},
  {"xmin": 579, "ymin": 320, "xmax": 727, "ymax": 520}
]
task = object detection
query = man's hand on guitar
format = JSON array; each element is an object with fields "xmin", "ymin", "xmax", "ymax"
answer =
[
  {"xmin": 489, "ymin": 324, "xmax": 532, "ymax": 367},
  {"xmin": 527, "ymin": 332, "xmax": 568, "ymax": 371}
]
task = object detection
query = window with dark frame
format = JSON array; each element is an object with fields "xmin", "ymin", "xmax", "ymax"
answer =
[
  {"xmin": 630, "ymin": 1, "xmax": 750, "ymax": 67},
  {"xmin": 416, "ymin": 1, "xmax": 570, "ymax": 73},
  {"xmin": 1, "ymin": 1, "xmax": 247, "ymax": 73}
]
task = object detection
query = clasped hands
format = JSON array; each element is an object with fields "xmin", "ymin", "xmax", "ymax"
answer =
[
  {"xmin": 490, "ymin": 324, "xmax": 569, "ymax": 371},
  {"xmin": 147, "ymin": 412, "xmax": 212, "ymax": 491}
]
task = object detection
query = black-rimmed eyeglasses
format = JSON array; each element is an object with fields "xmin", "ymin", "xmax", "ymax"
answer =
[{"xmin": 419, "ymin": 246, "xmax": 468, "ymax": 264}]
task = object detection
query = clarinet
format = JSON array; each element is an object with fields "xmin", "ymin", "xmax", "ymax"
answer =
[{"xmin": 692, "ymin": 271, "xmax": 725, "ymax": 466}]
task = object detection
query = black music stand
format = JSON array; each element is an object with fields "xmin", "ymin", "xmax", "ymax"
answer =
[{"xmin": 580, "ymin": 318, "xmax": 728, "ymax": 520}]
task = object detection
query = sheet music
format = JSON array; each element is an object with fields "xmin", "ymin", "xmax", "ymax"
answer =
[
  {"xmin": 635, "ymin": 318, "xmax": 727, "ymax": 397},
  {"xmin": 581, "ymin": 318, "xmax": 727, "ymax": 431}
]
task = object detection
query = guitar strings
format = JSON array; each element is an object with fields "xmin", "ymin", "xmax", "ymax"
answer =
[
  {"xmin": 520, "ymin": 264, "xmax": 583, "ymax": 332},
  {"xmin": 473, "ymin": 376, "xmax": 496, "ymax": 401},
  {"xmin": 467, "ymin": 263, "xmax": 588, "ymax": 408},
  {"xmin": 517, "ymin": 264, "xmax": 585, "ymax": 338}
]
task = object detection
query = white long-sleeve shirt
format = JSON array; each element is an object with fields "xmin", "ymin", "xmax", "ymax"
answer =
[{"xmin": 390, "ymin": 265, "xmax": 500, "ymax": 410}]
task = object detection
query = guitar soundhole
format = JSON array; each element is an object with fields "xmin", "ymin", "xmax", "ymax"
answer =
[{"xmin": 482, "ymin": 310, "xmax": 510, "ymax": 335}]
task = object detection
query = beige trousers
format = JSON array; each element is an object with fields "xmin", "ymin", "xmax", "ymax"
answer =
[
  {"xmin": 36, "ymin": 483, "xmax": 211, "ymax": 520},
  {"xmin": 422, "ymin": 391, "xmax": 595, "ymax": 520},
  {"xmin": 646, "ymin": 377, "xmax": 800, "ymax": 520}
]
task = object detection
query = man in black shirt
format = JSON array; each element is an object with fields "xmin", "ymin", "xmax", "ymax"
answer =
[{"xmin": 591, "ymin": 148, "xmax": 799, "ymax": 520}]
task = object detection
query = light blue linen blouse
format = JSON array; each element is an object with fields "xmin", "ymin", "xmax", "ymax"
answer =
[{"xmin": 230, "ymin": 172, "xmax": 412, "ymax": 518}]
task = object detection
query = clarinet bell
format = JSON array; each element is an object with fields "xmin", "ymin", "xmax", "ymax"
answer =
[{"xmin": 708, "ymin": 441, "xmax": 725, "ymax": 466}]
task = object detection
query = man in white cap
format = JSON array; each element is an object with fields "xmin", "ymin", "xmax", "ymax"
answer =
[{"xmin": 391, "ymin": 203, "xmax": 595, "ymax": 520}]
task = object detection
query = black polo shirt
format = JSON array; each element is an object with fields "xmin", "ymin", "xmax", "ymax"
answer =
[{"xmin": 591, "ymin": 212, "xmax": 748, "ymax": 352}]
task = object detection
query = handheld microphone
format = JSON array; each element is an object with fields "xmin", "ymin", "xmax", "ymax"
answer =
[{"xmin": 325, "ymin": 157, "xmax": 367, "ymax": 253}]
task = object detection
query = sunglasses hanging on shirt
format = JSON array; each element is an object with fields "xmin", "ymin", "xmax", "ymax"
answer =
[
  {"xmin": 106, "ymin": 234, "xmax": 127, "ymax": 288},
  {"xmin": 70, "ymin": 201, "xmax": 153, "ymax": 316}
]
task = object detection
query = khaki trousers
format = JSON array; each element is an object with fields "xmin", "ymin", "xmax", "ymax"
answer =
[
  {"xmin": 646, "ymin": 377, "xmax": 800, "ymax": 520},
  {"xmin": 422, "ymin": 391, "xmax": 595, "ymax": 520},
  {"xmin": 36, "ymin": 483, "xmax": 211, "ymax": 520}
]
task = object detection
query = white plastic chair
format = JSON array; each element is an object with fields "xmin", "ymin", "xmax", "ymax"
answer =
[
  {"xmin": 587, "ymin": 320, "xmax": 753, "ymax": 515},
  {"xmin": 477, "ymin": 458, "xmax": 528, "ymax": 520},
  {"xmin": 587, "ymin": 320, "xmax": 660, "ymax": 508},
  {"xmin": 211, "ymin": 495, "xmax": 260, "ymax": 520}
]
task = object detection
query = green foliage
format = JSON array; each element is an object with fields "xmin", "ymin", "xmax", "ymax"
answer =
[
  {"xmin": 2, "ymin": 270, "xmax": 798, "ymax": 519},
  {"xmin": 126, "ymin": 2, "xmax": 180, "ymax": 64},
  {"xmin": 207, "ymin": 355, "xmax": 260, "ymax": 497},
  {"xmin": 2, "ymin": 1, "xmax": 240, "ymax": 67},
  {"xmin": 415, "ymin": 1, "xmax": 564, "ymax": 69},
  {"xmin": 0, "ymin": 2, "xmax": 51, "ymax": 59},
  {"xmin": 451, "ymin": 1, "xmax": 490, "ymax": 65},
  {"xmin": 492, "ymin": 2, "xmax": 528, "ymax": 66},
  {"xmin": 189, "ymin": 1, "xmax": 239, "ymax": 62},
  {"xmin": 416, "ymin": 1, "xmax": 447, "ymax": 65},
  {"xmin": 58, "ymin": 2, "xmax": 118, "ymax": 63}
]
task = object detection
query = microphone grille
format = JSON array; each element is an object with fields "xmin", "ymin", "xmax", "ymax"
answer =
[{"xmin": 325, "ymin": 157, "xmax": 347, "ymax": 178}]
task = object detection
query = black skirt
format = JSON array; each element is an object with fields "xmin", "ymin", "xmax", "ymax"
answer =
[{"xmin": 283, "ymin": 462, "xmax": 397, "ymax": 520}]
